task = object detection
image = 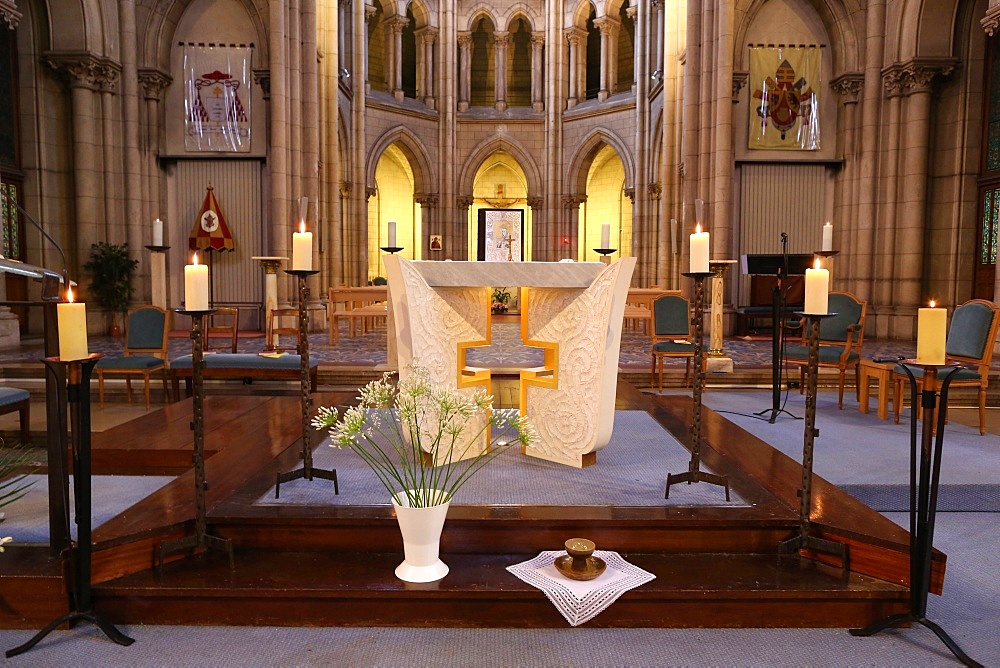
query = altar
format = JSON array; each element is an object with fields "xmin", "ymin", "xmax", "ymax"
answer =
[{"xmin": 383, "ymin": 257, "xmax": 636, "ymax": 468}]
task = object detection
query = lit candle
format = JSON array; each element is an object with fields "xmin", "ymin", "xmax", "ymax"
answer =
[
  {"xmin": 387, "ymin": 220, "xmax": 397, "ymax": 248},
  {"xmin": 292, "ymin": 221, "xmax": 313, "ymax": 270},
  {"xmin": 57, "ymin": 285, "xmax": 88, "ymax": 361},
  {"xmin": 600, "ymin": 222, "xmax": 610, "ymax": 249},
  {"xmin": 822, "ymin": 222, "xmax": 833, "ymax": 252},
  {"xmin": 916, "ymin": 300, "xmax": 947, "ymax": 365},
  {"xmin": 689, "ymin": 223, "xmax": 709, "ymax": 273},
  {"xmin": 152, "ymin": 218, "xmax": 163, "ymax": 246},
  {"xmin": 804, "ymin": 258, "xmax": 829, "ymax": 315},
  {"xmin": 184, "ymin": 253, "xmax": 209, "ymax": 311}
]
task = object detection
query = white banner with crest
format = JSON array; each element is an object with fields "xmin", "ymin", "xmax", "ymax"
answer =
[{"xmin": 183, "ymin": 43, "xmax": 253, "ymax": 152}]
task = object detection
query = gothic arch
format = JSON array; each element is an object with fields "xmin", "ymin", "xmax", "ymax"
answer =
[
  {"xmin": 500, "ymin": 5, "xmax": 540, "ymax": 31},
  {"xmin": 365, "ymin": 125, "xmax": 436, "ymax": 196},
  {"xmin": 570, "ymin": 0, "xmax": 599, "ymax": 27},
  {"xmin": 45, "ymin": 0, "xmax": 104, "ymax": 53},
  {"xmin": 405, "ymin": 0, "xmax": 432, "ymax": 28},
  {"xmin": 457, "ymin": 134, "xmax": 542, "ymax": 199},
  {"xmin": 565, "ymin": 129, "xmax": 635, "ymax": 195},
  {"xmin": 895, "ymin": 0, "xmax": 963, "ymax": 60},
  {"xmin": 463, "ymin": 6, "xmax": 499, "ymax": 32}
]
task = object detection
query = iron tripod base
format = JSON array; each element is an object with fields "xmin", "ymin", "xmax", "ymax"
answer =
[
  {"xmin": 275, "ymin": 466, "xmax": 339, "ymax": 499},
  {"xmin": 849, "ymin": 614, "xmax": 982, "ymax": 668},
  {"xmin": 6, "ymin": 609, "xmax": 135, "ymax": 658},
  {"xmin": 665, "ymin": 467, "xmax": 730, "ymax": 501}
]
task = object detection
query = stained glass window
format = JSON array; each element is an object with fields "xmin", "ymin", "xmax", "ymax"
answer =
[
  {"xmin": 983, "ymin": 188, "xmax": 999, "ymax": 266},
  {"xmin": 990, "ymin": 43, "xmax": 1000, "ymax": 172}
]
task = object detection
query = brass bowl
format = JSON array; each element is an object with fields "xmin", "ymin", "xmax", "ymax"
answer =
[{"xmin": 554, "ymin": 538, "xmax": 606, "ymax": 581}]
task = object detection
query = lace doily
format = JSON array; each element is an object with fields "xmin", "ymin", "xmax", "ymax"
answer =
[{"xmin": 506, "ymin": 550, "xmax": 656, "ymax": 626}]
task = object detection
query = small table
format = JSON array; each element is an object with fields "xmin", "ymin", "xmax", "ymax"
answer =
[{"xmin": 859, "ymin": 359, "xmax": 895, "ymax": 420}]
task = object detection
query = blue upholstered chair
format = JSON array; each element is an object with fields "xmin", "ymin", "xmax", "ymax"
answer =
[
  {"xmin": 96, "ymin": 305, "xmax": 169, "ymax": 409},
  {"xmin": 893, "ymin": 299, "xmax": 1000, "ymax": 435},
  {"xmin": 650, "ymin": 293, "xmax": 696, "ymax": 391},
  {"xmin": 784, "ymin": 291, "xmax": 867, "ymax": 409}
]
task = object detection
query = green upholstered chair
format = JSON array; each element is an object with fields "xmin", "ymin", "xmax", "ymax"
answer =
[
  {"xmin": 893, "ymin": 299, "xmax": 1000, "ymax": 435},
  {"xmin": 650, "ymin": 294, "xmax": 696, "ymax": 391},
  {"xmin": 96, "ymin": 305, "xmax": 169, "ymax": 410},
  {"xmin": 784, "ymin": 291, "xmax": 867, "ymax": 409}
]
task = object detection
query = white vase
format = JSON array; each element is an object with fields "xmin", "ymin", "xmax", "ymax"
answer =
[{"xmin": 391, "ymin": 489, "xmax": 451, "ymax": 583}]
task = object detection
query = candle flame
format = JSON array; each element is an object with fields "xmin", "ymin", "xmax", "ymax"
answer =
[
  {"xmin": 929, "ymin": 299, "xmax": 936, "ymax": 308},
  {"xmin": 66, "ymin": 285, "xmax": 74, "ymax": 303},
  {"xmin": 695, "ymin": 223, "xmax": 702, "ymax": 234},
  {"xmin": 299, "ymin": 221, "xmax": 306, "ymax": 234},
  {"xmin": 192, "ymin": 252, "xmax": 200, "ymax": 266},
  {"xmin": 814, "ymin": 258, "xmax": 821, "ymax": 270}
]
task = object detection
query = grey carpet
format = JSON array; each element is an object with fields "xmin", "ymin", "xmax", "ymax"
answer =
[{"xmin": 259, "ymin": 410, "xmax": 744, "ymax": 508}]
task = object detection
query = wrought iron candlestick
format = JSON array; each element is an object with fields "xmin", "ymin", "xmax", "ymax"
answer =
[
  {"xmin": 778, "ymin": 313, "xmax": 848, "ymax": 565},
  {"xmin": 275, "ymin": 270, "xmax": 338, "ymax": 498},
  {"xmin": 7, "ymin": 355, "xmax": 135, "ymax": 658},
  {"xmin": 593, "ymin": 248, "xmax": 616, "ymax": 265},
  {"xmin": 850, "ymin": 363, "xmax": 981, "ymax": 667},
  {"xmin": 380, "ymin": 246, "xmax": 403, "ymax": 254},
  {"xmin": 665, "ymin": 272, "xmax": 730, "ymax": 500},
  {"xmin": 157, "ymin": 310, "xmax": 234, "ymax": 569}
]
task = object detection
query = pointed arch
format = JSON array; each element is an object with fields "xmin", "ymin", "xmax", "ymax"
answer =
[
  {"xmin": 565, "ymin": 129, "xmax": 635, "ymax": 195},
  {"xmin": 457, "ymin": 134, "xmax": 542, "ymax": 200},
  {"xmin": 365, "ymin": 125, "xmax": 436, "ymax": 196}
]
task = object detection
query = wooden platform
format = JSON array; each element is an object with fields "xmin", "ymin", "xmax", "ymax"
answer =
[{"xmin": 0, "ymin": 383, "xmax": 935, "ymax": 629}]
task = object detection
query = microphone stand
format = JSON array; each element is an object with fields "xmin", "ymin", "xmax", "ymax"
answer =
[{"xmin": 755, "ymin": 233, "xmax": 798, "ymax": 423}]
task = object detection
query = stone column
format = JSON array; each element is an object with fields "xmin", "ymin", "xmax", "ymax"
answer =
[
  {"xmin": 856, "ymin": 0, "xmax": 886, "ymax": 306},
  {"xmin": 364, "ymin": 4, "xmax": 376, "ymax": 95},
  {"xmin": 650, "ymin": 1, "xmax": 664, "ymax": 82},
  {"xmin": 455, "ymin": 196, "xmax": 474, "ymax": 261},
  {"xmin": 419, "ymin": 27, "xmax": 437, "ymax": 108},
  {"xmin": 592, "ymin": 17, "xmax": 614, "ymax": 101},
  {"xmin": 627, "ymin": 6, "xmax": 639, "ymax": 92},
  {"xmin": 338, "ymin": 0, "xmax": 350, "ymax": 77},
  {"xmin": 138, "ymin": 69, "xmax": 172, "ymax": 244},
  {"xmin": 531, "ymin": 33, "xmax": 545, "ymax": 111},
  {"xmin": 565, "ymin": 28, "xmax": 585, "ymax": 108},
  {"xmin": 415, "ymin": 194, "xmax": 438, "ymax": 258},
  {"xmin": 875, "ymin": 68, "xmax": 905, "ymax": 317},
  {"xmin": 457, "ymin": 33, "xmax": 472, "ymax": 111},
  {"xmin": 494, "ymin": 32, "xmax": 509, "ymax": 112},
  {"xmin": 829, "ymin": 73, "xmax": 864, "ymax": 289},
  {"xmin": 391, "ymin": 17, "xmax": 409, "ymax": 100},
  {"xmin": 527, "ymin": 196, "xmax": 544, "ymax": 261},
  {"xmin": 561, "ymin": 195, "xmax": 585, "ymax": 261}
]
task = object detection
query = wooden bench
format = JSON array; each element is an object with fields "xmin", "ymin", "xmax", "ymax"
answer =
[
  {"xmin": 170, "ymin": 353, "xmax": 318, "ymax": 401},
  {"xmin": 327, "ymin": 286, "xmax": 388, "ymax": 344},
  {"xmin": 0, "ymin": 387, "xmax": 30, "ymax": 445}
]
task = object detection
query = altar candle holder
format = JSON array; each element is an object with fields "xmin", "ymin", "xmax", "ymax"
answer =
[
  {"xmin": 777, "ymin": 312, "xmax": 849, "ymax": 567},
  {"xmin": 593, "ymin": 248, "xmax": 617, "ymax": 265},
  {"xmin": 275, "ymin": 270, "xmax": 339, "ymax": 498},
  {"xmin": 6, "ymin": 355, "xmax": 135, "ymax": 658},
  {"xmin": 665, "ymin": 272, "xmax": 730, "ymax": 500},
  {"xmin": 157, "ymin": 309, "xmax": 234, "ymax": 570},
  {"xmin": 850, "ymin": 362, "xmax": 981, "ymax": 667},
  {"xmin": 380, "ymin": 246, "xmax": 404, "ymax": 254}
]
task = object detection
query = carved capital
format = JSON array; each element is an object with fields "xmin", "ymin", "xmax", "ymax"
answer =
[
  {"xmin": 364, "ymin": 4, "xmax": 377, "ymax": 23},
  {"xmin": 648, "ymin": 183, "xmax": 662, "ymax": 200},
  {"xmin": 732, "ymin": 71, "xmax": 748, "ymax": 102},
  {"xmin": 415, "ymin": 193, "xmax": 439, "ymax": 207},
  {"xmin": 46, "ymin": 52, "xmax": 121, "ymax": 92},
  {"xmin": 531, "ymin": 33, "xmax": 545, "ymax": 48},
  {"xmin": 562, "ymin": 194, "xmax": 586, "ymax": 208},
  {"xmin": 626, "ymin": 6, "xmax": 637, "ymax": 21},
  {"xmin": 881, "ymin": 66, "xmax": 907, "ymax": 96},
  {"xmin": 456, "ymin": 196, "xmax": 475, "ymax": 209},
  {"xmin": 0, "ymin": 0, "xmax": 22, "ymax": 28},
  {"xmin": 899, "ymin": 58, "xmax": 957, "ymax": 95},
  {"xmin": 366, "ymin": 186, "xmax": 378, "ymax": 200},
  {"xmin": 390, "ymin": 17, "xmax": 409, "ymax": 35},
  {"xmin": 457, "ymin": 32, "xmax": 472, "ymax": 49},
  {"xmin": 623, "ymin": 187, "xmax": 635, "ymax": 202},
  {"xmin": 983, "ymin": 5, "xmax": 1000, "ymax": 35},
  {"xmin": 592, "ymin": 17, "xmax": 620, "ymax": 38},
  {"xmin": 493, "ymin": 32, "xmax": 510, "ymax": 49},
  {"xmin": 678, "ymin": 162, "xmax": 686, "ymax": 178},
  {"xmin": 564, "ymin": 27, "xmax": 587, "ymax": 47},
  {"xmin": 830, "ymin": 72, "xmax": 864, "ymax": 104},
  {"xmin": 340, "ymin": 181, "xmax": 352, "ymax": 199},
  {"xmin": 417, "ymin": 26, "xmax": 438, "ymax": 45},
  {"xmin": 137, "ymin": 68, "xmax": 172, "ymax": 101},
  {"xmin": 526, "ymin": 196, "xmax": 543, "ymax": 209},
  {"xmin": 253, "ymin": 69, "xmax": 271, "ymax": 98}
]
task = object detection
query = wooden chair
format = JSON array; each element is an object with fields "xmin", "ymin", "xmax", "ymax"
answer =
[
  {"xmin": 650, "ymin": 294, "xmax": 696, "ymax": 390},
  {"xmin": 268, "ymin": 307, "xmax": 300, "ymax": 352},
  {"xmin": 96, "ymin": 305, "xmax": 169, "ymax": 409},
  {"xmin": 784, "ymin": 291, "xmax": 867, "ymax": 409},
  {"xmin": 893, "ymin": 299, "xmax": 1000, "ymax": 435},
  {"xmin": 205, "ymin": 306, "xmax": 239, "ymax": 353}
]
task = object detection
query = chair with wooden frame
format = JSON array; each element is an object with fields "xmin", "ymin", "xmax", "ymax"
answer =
[
  {"xmin": 95, "ymin": 305, "xmax": 170, "ymax": 409},
  {"xmin": 650, "ymin": 293, "xmax": 697, "ymax": 391},
  {"xmin": 204, "ymin": 306, "xmax": 239, "ymax": 353},
  {"xmin": 268, "ymin": 307, "xmax": 301, "ymax": 352},
  {"xmin": 784, "ymin": 291, "xmax": 867, "ymax": 409},
  {"xmin": 893, "ymin": 299, "xmax": 1000, "ymax": 435}
]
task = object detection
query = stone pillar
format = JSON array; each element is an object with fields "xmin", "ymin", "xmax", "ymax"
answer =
[
  {"xmin": 415, "ymin": 194, "xmax": 438, "ymax": 258},
  {"xmin": 627, "ymin": 6, "xmax": 639, "ymax": 93},
  {"xmin": 561, "ymin": 195, "xmax": 585, "ymax": 261},
  {"xmin": 455, "ymin": 196, "xmax": 474, "ymax": 261},
  {"xmin": 829, "ymin": 73, "xmax": 864, "ymax": 289},
  {"xmin": 457, "ymin": 33, "xmax": 472, "ymax": 112},
  {"xmin": 391, "ymin": 17, "xmax": 409, "ymax": 100},
  {"xmin": 531, "ymin": 33, "xmax": 545, "ymax": 112},
  {"xmin": 875, "ymin": 69, "xmax": 905, "ymax": 316},
  {"xmin": 650, "ymin": 1, "xmax": 664, "ymax": 82},
  {"xmin": 856, "ymin": 0, "xmax": 885, "ymax": 307},
  {"xmin": 338, "ymin": 0, "xmax": 350, "ymax": 77},
  {"xmin": 565, "ymin": 28, "xmax": 585, "ymax": 108},
  {"xmin": 138, "ymin": 69, "xmax": 172, "ymax": 251},
  {"xmin": 527, "ymin": 196, "xmax": 544, "ymax": 261},
  {"xmin": 494, "ymin": 32, "xmax": 509, "ymax": 112},
  {"xmin": 592, "ymin": 17, "xmax": 615, "ymax": 101},
  {"xmin": 364, "ymin": 4, "xmax": 376, "ymax": 95},
  {"xmin": 419, "ymin": 27, "xmax": 437, "ymax": 108}
]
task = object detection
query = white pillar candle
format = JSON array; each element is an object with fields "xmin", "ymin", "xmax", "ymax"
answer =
[
  {"xmin": 822, "ymin": 222, "xmax": 833, "ymax": 252},
  {"xmin": 388, "ymin": 220, "xmax": 397, "ymax": 248},
  {"xmin": 803, "ymin": 259, "xmax": 829, "ymax": 315},
  {"xmin": 916, "ymin": 301, "xmax": 947, "ymax": 365},
  {"xmin": 152, "ymin": 218, "xmax": 163, "ymax": 246},
  {"xmin": 689, "ymin": 223, "xmax": 709, "ymax": 273},
  {"xmin": 292, "ymin": 222, "xmax": 313, "ymax": 270},
  {"xmin": 184, "ymin": 253, "xmax": 209, "ymax": 311},
  {"xmin": 600, "ymin": 222, "xmax": 610, "ymax": 249},
  {"xmin": 57, "ymin": 285, "xmax": 89, "ymax": 361}
]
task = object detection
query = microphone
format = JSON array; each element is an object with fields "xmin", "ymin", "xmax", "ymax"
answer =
[{"xmin": 781, "ymin": 232, "xmax": 788, "ymax": 243}]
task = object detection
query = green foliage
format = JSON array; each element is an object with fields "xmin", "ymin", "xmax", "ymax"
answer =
[
  {"xmin": 0, "ymin": 440, "xmax": 36, "ymax": 514},
  {"xmin": 491, "ymin": 287, "xmax": 511, "ymax": 313},
  {"xmin": 82, "ymin": 242, "xmax": 139, "ymax": 315}
]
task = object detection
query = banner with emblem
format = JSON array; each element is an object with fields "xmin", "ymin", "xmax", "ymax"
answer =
[
  {"xmin": 183, "ymin": 43, "xmax": 253, "ymax": 152},
  {"xmin": 749, "ymin": 46, "xmax": 821, "ymax": 150},
  {"xmin": 189, "ymin": 184, "xmax": 235, "ymax": 252}
]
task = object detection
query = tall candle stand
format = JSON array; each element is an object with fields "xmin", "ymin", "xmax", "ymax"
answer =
[
  {"xmin": 665, "ymin": 272, "xmax": 730, "ymax": 500},
  {"xmin": 594, "ymin": 248, "xmax": 616, "ymax": 265},
  {"xmin": 850, "ymin": 363, "xmax": 981, "ymax": 667},
  {"xmin": 275, "ymin": 270, "xmax": 339, "ymax": 498},
  {"xmin": 157, "ymin": 310, "xmax": 234, "ymax": 569},
  {"xmin": 7, "ymin": 355, "xmax": 135, "ymax": 658},
  {"xmin": 777, "ymin": 313, "xmax": 849, "ymax": 566}
]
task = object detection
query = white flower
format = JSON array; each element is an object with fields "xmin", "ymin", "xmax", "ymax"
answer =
[{"xmin": 0, "ymin": 536, "xmax": 12, "ymax": 553}]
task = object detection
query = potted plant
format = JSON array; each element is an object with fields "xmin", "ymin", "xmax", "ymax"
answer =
[
  {"xmin": 312, "ymin": 366, "xmax": 536, "ymax": 583},
  {"xmin": 491, "ymin": 287, "xmax": 511, "ymax": 314},
  {"xmin": 83, "ymin": 242, "xmax": 139, "ymax": 336}
]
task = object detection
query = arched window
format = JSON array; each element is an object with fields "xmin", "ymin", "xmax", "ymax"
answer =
[
  {"xmin": 401, "ymin": 6, "xmax": 417, "ymax": 98},
  {"xmin": 585, "ymin": 8, "xmax": 600, "ymax": 100},
  {"xmin": 616, "ymin": 1, "xmax": 635, "ymax": 92},
  {"xmin": 508, "ymin": 18, "xmax": 531, "ymax": 107},
  {"xmin": 470, "ymin": 18, "xmax": 495, "ymax": 107}
]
